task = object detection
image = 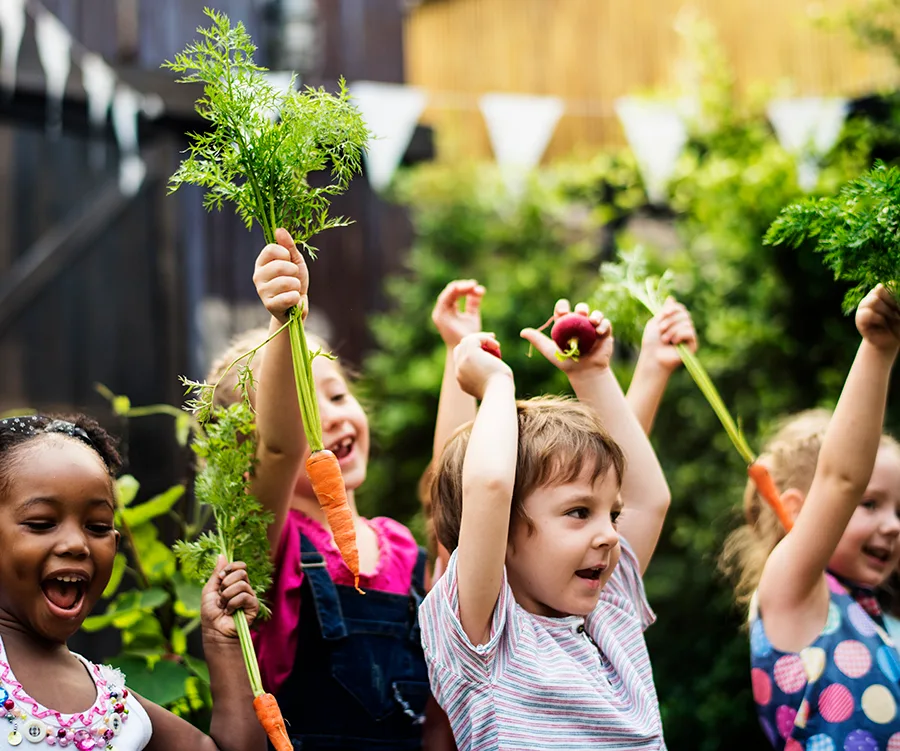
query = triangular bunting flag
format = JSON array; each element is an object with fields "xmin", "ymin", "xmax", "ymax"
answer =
[
  {"xmin": 350, "ymin": 81, "xmax": 428, "ymax": 193},
  {"xmin": 615, "ymin": 97, "xmax": 688, "ymax": 204},
  {"xmin": 81, "ymin": 53, "xmax": 117, "ymax": 130},
  {"xmin": 112, "ymin": 85, "xmax": 145, "ymax": 196},
  {"xmin": 34, "ymin": 9, "xmax": 72, "ymax": 135},
  {"xmin": 256, "ymin": 71, "xmax": 299, "ymax": 121},
  {"xmin": 767, "ymin": 97, "xmax": 849, "ymax": 191},
  {"xmin": 479, "ymin": 92, "xmax": 564, "ymax": 198},
  {"xmin": 0, "ymin": 0, "xmax": 26, "ymax": 93}
]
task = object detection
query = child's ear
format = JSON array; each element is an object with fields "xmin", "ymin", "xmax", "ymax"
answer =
[{"xmin": 780, "ymin": 488, "xmax": 805, "ymax": 523}]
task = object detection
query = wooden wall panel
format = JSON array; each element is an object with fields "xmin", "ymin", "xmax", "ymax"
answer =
[{"xmin": 404, "ymin": 0, "xmax": 898, "ymax": 162}]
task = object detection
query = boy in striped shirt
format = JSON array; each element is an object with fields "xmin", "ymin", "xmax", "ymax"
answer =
[{"xmin": 420, "ymin": 301, "xmax": 670, "ymax": 750}]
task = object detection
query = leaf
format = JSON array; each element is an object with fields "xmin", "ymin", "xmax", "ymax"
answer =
[
  {"xmin": 175, "ymin": 413, "xmax": 193, "ymax": 446},
  {"xmin": 122, "ymin": 485, "xmax": 185, "ymax": 527},
  {"xmin": 110, "ymin": 657, "xmax": 191, "ymax": 707},
  {"xmin": 183, "ymin": 655, "xmax": 211, "ymax": 685},
  {"xmin": 173, "ymin": 573, "xmax": 203, "ymax": 617},
  {"xmin": 171, "ymin": 626, "xmax": 188, "ymax": 656},
  {"xmin": 115, "ymin": 475, "xmax": 140, "ymax": 507},
  {"xmin": 102, "ymin": 553, "xmax": 128, "ymax": 599}
]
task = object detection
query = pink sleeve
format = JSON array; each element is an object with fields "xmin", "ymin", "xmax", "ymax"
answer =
[{"xmin": 252, "ymin": 513, "xmax": 305, "ymax": 695}]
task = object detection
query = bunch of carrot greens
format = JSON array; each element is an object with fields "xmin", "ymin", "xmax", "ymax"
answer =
[
  {"xmin": 595, "ymin": 247, "xmax": 793, "ymax": 531},
  {"xmin": 164, "ymin": 8, "xmax": 369, "ymax": 749}
]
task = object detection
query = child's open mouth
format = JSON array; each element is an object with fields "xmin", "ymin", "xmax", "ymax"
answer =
[
  {"xmin": 575, "ymin": 567, "xmax": 605, "ymax": 581},
  {"xmin": 863, "ymin": 544, "xmax": 892, "ymax": 565},
  {"xmin": 328, "ymin": 436, "xmax": 355, "ymax": 462},
  {"xmin": 41, "ymin": 573, "xmax": 89, "ymax": 617}
]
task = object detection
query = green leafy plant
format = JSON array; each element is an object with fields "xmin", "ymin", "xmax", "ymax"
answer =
[
  {"xmin": 765, "ymin": 160, "xmax": 900, "ymax": 311},
  {"xmin": 84, "ymin": 386, "xmax": 211, "ymax": 724}
]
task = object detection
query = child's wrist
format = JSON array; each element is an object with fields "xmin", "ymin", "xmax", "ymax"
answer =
[{"xmin": 201, "ymin": 625, "xmax": 241, "ymax": 647}]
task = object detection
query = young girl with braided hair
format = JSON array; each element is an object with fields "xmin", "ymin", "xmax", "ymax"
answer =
[{"xmin": 0, "ymin": 414, "xmax": 264, "ymax": 751}]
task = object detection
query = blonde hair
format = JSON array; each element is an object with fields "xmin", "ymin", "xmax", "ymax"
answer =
[
  {"xmin": 432, "ymin": 396, "xmax": 625, "ymax": 553},
  {"xmin": 205, "ymin": 326, "xmax": 336, "ymax": 409},
  {"xmin": 720, "ymin": 408, "xmax": 900, "ymax": 607}
]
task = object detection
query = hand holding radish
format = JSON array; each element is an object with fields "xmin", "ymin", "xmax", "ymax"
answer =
[
  {"xmin": 433, "ymin": 279, "xmax": 486, "ymax": 348},
  {"xmin": 200, "ymin": 556, "xmax": 260, "ymax": 642},
  {"xmin": 253, "ymin": 228, "xmax": 310, "ymax": 325},
  {"xmin": 454, "ymin": 333, "xmax": 513, "ymax": 400},
  {"xmin": 521, "ymin": 300, "xmax": 613, "ymax": 373},
  {"xmin": 856, "ymin": 284, "xmax": 900, "ymax": 354},
  {"xmin": 641, "ymin": 297, "xmax": 698, "ymax": 373}
]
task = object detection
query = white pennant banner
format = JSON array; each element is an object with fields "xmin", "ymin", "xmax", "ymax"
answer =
[
  {"xmin": 34, "ymin": 9, "xmax": 72, "ymax": 134},
  {"xmin": 479, "ymin": 92, "xmax": 564, "ymax": 198},
  {"xmin": 767, "ymin": 97, "xmax": 849, "ymax": 191},
  {"xmin": 615, "ymin": 97, "xmax": 688, "ymax": 204},
  {"xmin": 112, "ymin": 85, "xmax": 145, "ymax": 196},
  {"xmin": 350, "ymin": 81, "xmax": 428, "ymax": 193},
  {"xmin": 257, "ymin": 71, "xmax": 299, "ymax": 121},
  {"xmin": 81, "ymin": 53, "xmax": 117, "ymax": 130},
  {"xmin": 0, "ymin": 0, "xmax": 26, "ymax": 93}
]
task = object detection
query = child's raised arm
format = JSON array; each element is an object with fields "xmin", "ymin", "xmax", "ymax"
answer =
[
  {"xmin": 521, "ymin": 300, "xmax": 671, "ymax": 574},
  {"xmin": 141, "ymin": 557, "xmax": 266, "ymax": 751},
  {"xmin": 759, "ymin": 285, "xmax": 900, "ymax": 644},
  {"xmin": 626, "ymin": 298, "xmax": 698, "ymax": 435},
  {"xmin": 453, "ymin": 333, "xmax": 517, "ymax": 646},
  {"xmin": 252, "ymin": 228, "xmax": 309, "ymax": 553},
  {"xmin": 432, "ymin": 279, "xmax": 485, "ymax": 459}
]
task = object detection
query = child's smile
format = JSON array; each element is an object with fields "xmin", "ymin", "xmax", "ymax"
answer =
[{"xmin": 0, "ymin": 438, "xmax": 118, "ymax": 643}]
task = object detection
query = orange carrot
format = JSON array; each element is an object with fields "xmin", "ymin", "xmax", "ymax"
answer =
[
  {"xmin": 253, "ymin": 693, "xmax": 292, "ymax": 751},
  {"xmin": 748, "ymin": 462, "xmax": 793, "ymax": 532},
  {"xmin": 306, "ymin": 449, "xmax": 361, "ymax": 590}
]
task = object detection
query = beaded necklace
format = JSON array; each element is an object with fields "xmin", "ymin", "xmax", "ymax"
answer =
[{"xmin": 0, "ymin": 649, "xmax": 129, "ymax": 750}]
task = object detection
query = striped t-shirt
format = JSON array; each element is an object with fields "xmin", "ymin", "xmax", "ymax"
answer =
[{"xmin": 419, "ymin": 538, "xmax": 665, "ymax": 750}]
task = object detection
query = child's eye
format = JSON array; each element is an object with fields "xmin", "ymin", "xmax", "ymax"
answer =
[
  {"xmin": 330, "ymin": 393, "xmax": 347, "ymax": 404},
  {"xmin": 22, "ymin": 521, "xmax": 54, "ymax": 531},
  {"xmin": 862, "ymin": 499, "xmax": 878, "ymax": 511},
  {"xmin": 611, "ymin": 510, "xmax": 622, "ymax": 526},
  {"xmin": 566, "ymin": 508, "xmax": 589, "ymax": 520},
  {"xmin": 87, "ymin": 524, "xmax": 114, "ymax": 535}
]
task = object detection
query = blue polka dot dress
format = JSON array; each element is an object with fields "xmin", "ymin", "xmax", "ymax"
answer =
[{"xmin": 750, "ymin": 573, "xmax": 900, "ymax": 750}]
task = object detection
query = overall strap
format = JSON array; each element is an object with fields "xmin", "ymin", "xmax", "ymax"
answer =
[
  {"xmin": 410, "ymin": 546, "xmax": 428, "ymax": 598},
  {"xmin": 300, "ymin": 533, "xmax": 348, "ymax": 640},
  {"xmin": 406, "ymin": 546, "xmax": 429, "ymax": 644}
]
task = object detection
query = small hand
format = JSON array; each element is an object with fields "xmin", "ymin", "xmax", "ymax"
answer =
[
  {"xmin": 642, "ymin": 297, "xmax": 698, "ymax": 373},
  {"xmin": 856, "ymin": 284, "xmax": 900, "ymax": 354},
  {"xmin": 433, "ymin": 279, "xmax": 486, "ymax": 348},
  {"xmin": 252, "ymin": 228, "xmax": 309, "ymax": 325},
  {"xmin": 520, "ymin": 300, "xmax": 614, "ymax": 373},
  {"xmin": 200, "ymin": 556, "xmax": 260, "ymax": 639},
  {"xmin": 453, "ymin": 332, "xmax": 513, "ymax": 400}
]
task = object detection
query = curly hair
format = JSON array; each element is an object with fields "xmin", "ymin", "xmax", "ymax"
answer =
[{"xmin": 0, "ymin": 414, "xmax": 121, "ymax": 499}]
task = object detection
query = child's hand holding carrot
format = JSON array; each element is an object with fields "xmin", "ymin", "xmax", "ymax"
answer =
[
  {"xmin": 640, "ymin": 297, "xmax": 697, "ymax": 373},
  {"xmin": 200, "ymin": 555, "xmax": 261, "ymax": 641},
  {"xmin": 433, "ymin": 279, "xmax": 486, "ymax": 348},
  {"xmin": 253, "ymin": 227, "xmax": 310, "ymax": 324},
  {"xmin": 856, "ymin": 284, "xmax": 900, "ymax": 355},
  {"xmin": 454, "ymin": 332, "xmax": 513, "ymax": 400},
  {"xmin": 520, "ymin": 300, "xmax": 614, "ymax": 374}
]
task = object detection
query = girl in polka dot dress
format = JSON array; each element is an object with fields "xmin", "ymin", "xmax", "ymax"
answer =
[{"xmin": 721, "ymin": 285, "xmax": 900, "ymax": 751}]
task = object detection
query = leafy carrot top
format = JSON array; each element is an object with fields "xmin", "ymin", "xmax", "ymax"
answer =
[
  {"xmin": 765, "ymin": 160, "xmax": 900, "ymax": 311},
  {"xmin": 163, "ymin": 7, "xmax": 368, "ymax": 255}
]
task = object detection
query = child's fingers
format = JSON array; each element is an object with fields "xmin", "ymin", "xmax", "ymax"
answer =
[
  {"xmin": 658, "ymin": 310, "xmax": 693, "ymax": 337},
  {"xmin": 203, "ymin": 555, "xmax": 228, "ymax": 596},
  {"xmin": 464, "ymin": 284, "xmax": 486, "ymax": 316},
  {"xmin": 596, "ymin": 317, "xmax": 611, "ymax": 337},
  {"xmin": 218, "ymin": 569, "xmax": 250, "ymax": 592},
  {"xmin": 222, "ymin": 586, "xmax": 257, "ymax": 616},
  {"xmin": 256, "ymin": 242, "xmax": 293, "ymax": 269},
  {"xmin": 219, "ymin": 579, "xmax": 254, "ymax": 605},
  {"xmin": 666, "ymin": 322, "xmax": 697, "ymax": 345},
  {"xmin": 274, "ymin": 227, "xmax": 303, "ymax": 267},
  {"xmin": 588, "ymin": 309, "xmax": 603, "ymax": 326},
  {"xmin": 574, "ymin": 302, "xmax": 590, "ymax": 317},
  {"xmin": 520, "ymin": 327, "xmax": 558, "ymax": 361},
  {"xmin": 554, "ymin": 299, "xmax": 572, "ymax": 317}
]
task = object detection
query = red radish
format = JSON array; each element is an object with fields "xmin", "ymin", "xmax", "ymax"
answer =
[
  {"xmin": 481, "ymin": 339, "xmax": 502, "ymax": 359},
  {"xmin": 551, "ymin": 313, "xmax": 597, "ymax": 361}
]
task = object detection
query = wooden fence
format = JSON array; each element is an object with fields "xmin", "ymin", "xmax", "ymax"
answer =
[{"xmin": 404, "ymin": 0, "xmax": 898, "ymax": 161}]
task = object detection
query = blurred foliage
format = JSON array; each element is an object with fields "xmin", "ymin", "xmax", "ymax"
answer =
[
  {"xmin": 358, "ymin": 20, "xmax": 900, "ymax": 751},
  {"xmin": 85, "ymin": 388, "xmax": 213, "ymax": 729}
]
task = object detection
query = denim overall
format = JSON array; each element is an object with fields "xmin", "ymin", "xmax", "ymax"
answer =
[{"xmin": 275, "ymin": 533, "xmax": 431, "ymax": 750}]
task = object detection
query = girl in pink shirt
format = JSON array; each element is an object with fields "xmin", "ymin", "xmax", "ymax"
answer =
[{"xmin": 208, "ymin": 230, "xmax": 471, "ymax": 750}]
